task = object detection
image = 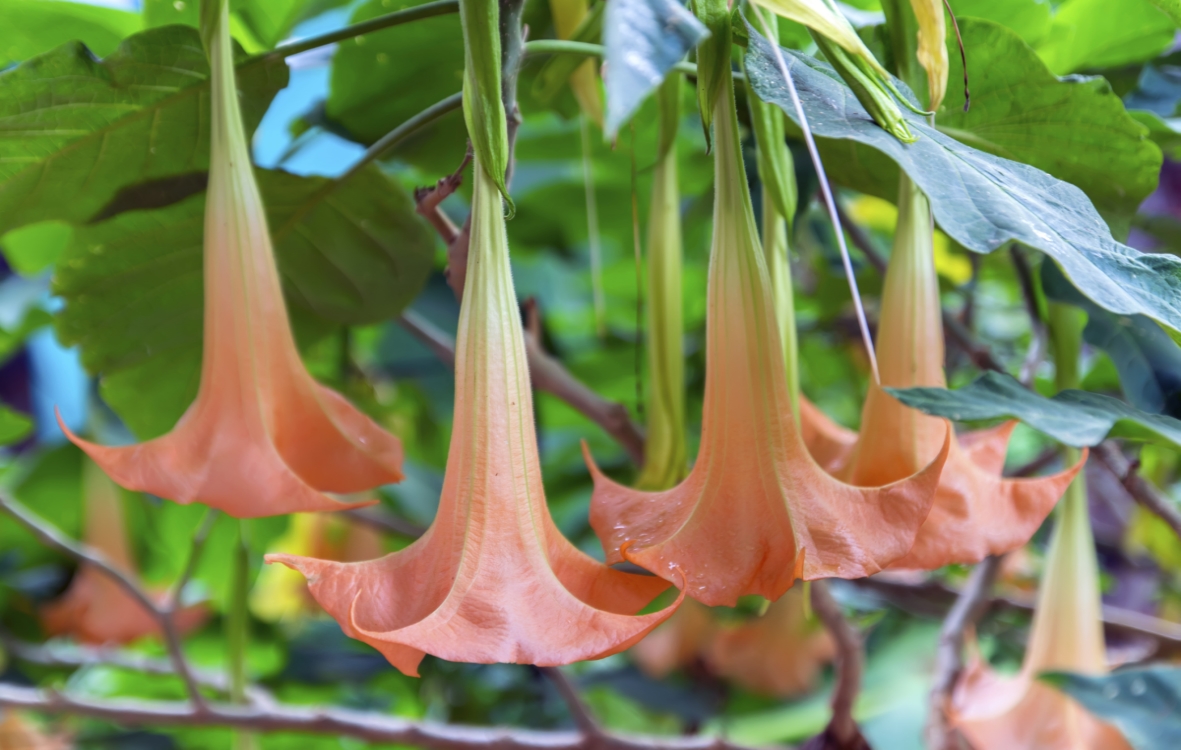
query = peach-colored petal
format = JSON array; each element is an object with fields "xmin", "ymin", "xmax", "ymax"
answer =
[
  {"xmin": 586, "ymin": 73, "xmax": 947, "ymax": 607},
  {"xmin": 706, "ymin": 587, "xmax": 835, "ymax": 697},
  {"xmin": 803, "ymin": 176, "xmax": 1077, "ymax": 569},
  {"xmin": 0, "ymin": 711, "xmax": 71, "ymax": 750},
  {"xmin": 797, "ymin": 396, "xmax": 856, "ymax": 474},
  {"xmin": 40, "ymin": 460, "xmax": 206, "ymax": 645},
  {"xmin": 60, "ymin": 3, "xmax": 401, "ymax": 518},
  {"xmin": 269, "ymin": 156, "xmax": 677, "ymax": 676}
]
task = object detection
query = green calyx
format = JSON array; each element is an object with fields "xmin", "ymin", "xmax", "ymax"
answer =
[
  {"xmin": 812, "ymin": 32, "xmax": 921, "ymax": 144},
  {"xmin": 460, "ymin": 0, "xmax": 513, "ymax": 209},
  {"xmin": 692, "ymin": 0, "xmax": 732, "ymax": 151}
]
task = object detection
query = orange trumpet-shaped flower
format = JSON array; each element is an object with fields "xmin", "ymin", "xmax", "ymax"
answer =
[
  {"xmin": 707, "ymin": 588, "xmax": 835, "ymax": 698},
  {"xmin": 41, "ymin": 459, "xmax": 206, "ymax": 645},
  {"xmin": 267, "ymin": 157, "xmax": 677, "ymax": 676},
  {"xmin": 951, "ymin": 473, "xmax": 1132, "ymax": 749},
  {"xmin": 59, "ymin": 2, "xmax": 402, "ymax": 518},
  {"xmin": 0, "ymin": 711, "xmax": 70, "ymax": 750},
  {"xmin": 584, "ymin": 71, "xmax": 949, "ymax": 608},
  {"xmin": 809, "ymin": 175, "xmax": 1081, "ymax": 569}
]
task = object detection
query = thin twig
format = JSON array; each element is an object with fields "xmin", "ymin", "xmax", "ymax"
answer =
[
  {"xmin": 540, "ymin": 668, "xmax": 603, "ymax": 739},
  {"xmin": 924, "ymin": 556, "xmax": 1001, "ymax": 750},
  {"xmin": 342, "ymin": 505, "xmax": 427, "ymax": 539},
  {"xmin": 848, "ymin": 576, "xmax": 1181, "ymax": 656},
  {"xmin": 0, "ymin": 684, "xmax": 775, "ymax": 750},
  {"xmin": 415, "ymin": 149, "xmax": 472, "ymax": 245},
  {"xmin": 168, "ymin": 509, "xmax": 219, "ymax": 612},
  {"xmin": 807, "ymin": 581, "xmax": 865, "ymax": 749},
  {"xmin": 0, "ymin": 492, "xmax": 207, "ymax": 710},
  {"xmin": 1094, "ymin": 441, "xmax": 1181, "ymax": 542}
]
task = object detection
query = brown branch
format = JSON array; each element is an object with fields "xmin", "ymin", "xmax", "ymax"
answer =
[
  {"xmin": 0, "ymin": 684, "xmax": 777, "ymax": 750},
  {"xmin": 0, "ymin": 491, "xmax": 208, "ymax": 710},
  {"xmin": 540, "ymin": 667, "xmax": 603, "ymax": 740},
  {"xmin": 924, "ymin": 556, "xmax": 1001, "ymax": 750},
  {"xmin": 803, "ymin": 581, "xmax": 867, "ymax": 750},
  {"xmin": 848, "ymin": 576, "xmax": 1181, "ymax": 656},
  {"xmin": 1094, "ymin": 441, "xmax": 1181, "ymax": 542},
  {"xmin": 415, "ymin": 150, "xmax": 471, "ymax": 244}
]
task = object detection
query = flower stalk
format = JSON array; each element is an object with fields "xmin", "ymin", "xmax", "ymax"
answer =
[{"xmin": 635, "ymin": 76, "xmax": 689, "ymax": 491}]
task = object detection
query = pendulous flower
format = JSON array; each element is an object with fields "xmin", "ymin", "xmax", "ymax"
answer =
[
  {"xmin": 547, "ymin": 0, "xmax": 603, "ymax": 127},
  {"xmin": 630, "ymin": 598, "xmax": 717, "ymax": 678},
  {"xmin": 585, "ymin": 60, "xmax": 948, "ymax": 608},
  {"xmin": 59, "ymin": 1, "xmax": 403, "ymax": 518},
  {"xmin": 267, "ymin": 155, "xmax": 678, "ymax": 676},
  {"xmin": 707, "ymin": 588, "xmax": 835, "ymax": 698},
  {"xmin": 41, "ymin": 458, "xmax": 206, "ymax": 645},
  {"xmin": 813, "ymin": 176, "xmax": 1082, "ymax": 570},
  {"xmin": 951, "ymin": 469, "xmax": 1131, "ymax": 749}
]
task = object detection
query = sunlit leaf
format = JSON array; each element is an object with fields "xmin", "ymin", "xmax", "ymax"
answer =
[{"xmin": 0, "ymin": 0, "xmax": 142, "ymax": 67}]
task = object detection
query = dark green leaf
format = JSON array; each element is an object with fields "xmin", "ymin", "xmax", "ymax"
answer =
[
  {"xmin": 603, "ymin": 0, "xmax": 708, "ymax": 138},
  {"xmin": 947, "ymin": 0, "xmax": 1051, "ymax": 45},
  {"xmin": 1041, "ymin": 666, "xmax": 1181, "ymax": 750},
  {"xmin": 745, "ymin": 22, "xmax": 1181, "ymax": 332},
  {"xmin": 0, "ymin": 406, "xmax": 33, "ymax": 446},
  {"xmin": 0, "ymin": 0, "xmax": 141, "ymax": 67},
  {"xmin": 0, "ymin": 26, "xmax": 288, "ymax": 235},
  {"xmin": 53, "ymin": 166, "xmax": 433, "ymax": 438},
  {"xmin": 887, "ymin": 371, "xmax": 1181, "ymax": 449},
  {"xmin": 1043, "ymin": 260, "xmax": 1181, "ymax": 417},
  {"xmin": 325, "ymin": 0, "xmax": 467, "ymax": 174}
]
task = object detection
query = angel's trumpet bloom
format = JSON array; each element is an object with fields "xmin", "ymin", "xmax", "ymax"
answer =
[
  {"xmin": 267, "ymin": 157, "xmax": 677, "ymax": 676},
  {"xmin": 816, "ymin": 176, "xmax": 1081, "ymax": 570},
  {"xmin": 59, "ymin": 1, "xmax": 402, "ymax": 518},
  {"xmin": 585, "ymin": 69, "xmax": 948, "ymax": 608},
  {"xmin": 250, "ymin": 510, "xmax": 384, "ymax": 622},
  {"xmin": 951, "ymin": 474, "xmax": 1132, "ymax": 749},
  {"xmin": 909, "ymin": 0, "xmax": 948, "ymax": 111},
  {"xmin": 548, "ymin": 0, "xmax": 603, "ymax": 127},
  {"xmin": 707, "ymin": 588, "xmax": 835, "ymax": 697},
  {"xmin": 41, "ymin": 459, "xmax": 206, "ymax": 645},
  {"xmin": 630, "ymin": 599, "xmax": 716, "ymax": 677},
  {"xmin": 635, "ymin": 76, "xmax": 688, "ymax": 491}
]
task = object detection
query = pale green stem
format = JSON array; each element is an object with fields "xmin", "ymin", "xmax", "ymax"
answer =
[{"xmin": 581, "ymin": 115, "xmax": 606, "ymax": 338}]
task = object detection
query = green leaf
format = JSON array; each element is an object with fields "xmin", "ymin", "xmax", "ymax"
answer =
[
  {"xmin": 1133, "ymin": 110, "xmax": 1181, "ymax": 160},
  {"xmin": 1042, "ymin": 260, "xmax": 1181, "ymax": 417},
  {"xmin": 143, "ymin": 0, "xmax": 311, "ymax": 50},
  {"xmin": 1035, "ymin": 0, "xmax": 1175, "ymax": 75},
  {"xmin": 1148, "ymin": 0, "xmax": 1181, "ymax": 26},
  {"xmin": 0, "ymin": 0, "xmax": 142, "ymax": 67},
  {"xmin": 1041, "ymin": 667, "xmax": 1181, "ymax": 750},
  {"xmin": 325, "ymin": 0, "xmax": 467, "ymax": 174},
  {"xmin": 887, "ymin": 371, "xmax": 1181, "ymax": 449},
  {"xmin": 0, "ymin": 221, "xmax": 72, "ymax": 276},
  {"xmin": 0, "ymin": 407, "xmax": 33, "ymax": 446},
  {"xmin": 53, "ymin": 166, "xmax": 434, "ymax": 438},
  {"xmin": 805, "ymin": 18, "xmax": 1161, "ymax": 223},
  {"xmin": 947, "ymin": 0, "xmax": 1051, "ymax": 45},
  {"xmin": 0, "ymin": 25, "xmax": 288, "ymax": 236},
  {"xmin": 603, "ymin": 0, "xmax": 709, "ymax": 138},
  {"xmin": 745, "ymin": 22, "xmax": 1181, "ymax": 333}
]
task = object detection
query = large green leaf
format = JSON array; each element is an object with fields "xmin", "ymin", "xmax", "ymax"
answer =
[
  {"xmin": 1042, "ymin": 667, "xmax": 1181, "ymax": 750},
  {"xmin": 143, "ymin": 0, "xmax": 313, "ymax": 50},
  {"xmin": 947, "ymin": 0, "xmax": 1051, "ymax": 45},
  {"xmin": 792, "ymin": 18, "xmax": 1161, "ymax": 223},
  {"xmin": 745, "ymin": 22, "xmax": 1181, "ymax": 332},
  {"xmin": 53, "ymin": 166, "xmax": 434, "ymax": 438},
  {"xmin": 1149, "ymin": 0, "xmax": 1181, "ymax": 26},
  {"xmin": 324, "ymin": 0, "xmax": 466, "ymax": 174},
  {"xmin": 0, "ymin": 0, "xmax": 142, "ymax": 67},
  {"xmin": 935, "ymin": 19, "xmax": 1161, "ymax": 221},
  {"xmin": 887, "ymin": 371, "xmax": 1181, "ymax": 449},
  {"xmin": 0, "ymin": 26, "xmax": 287, "ymax": 235},
  {"xmin": 1035, "ymin": 0, "xmax": 1175, "ymax": 75}
]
